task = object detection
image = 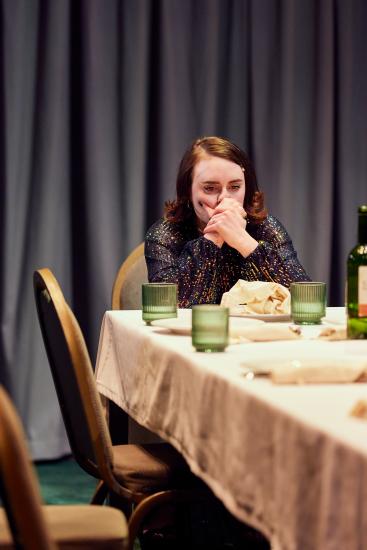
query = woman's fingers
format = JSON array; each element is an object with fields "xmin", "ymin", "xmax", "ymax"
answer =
[
  {"xmin": 203, "ymin": 229, "xmax": 224, "ymax": 247},
  {"xmin": 213, "ymin": 198, "xmax": 246, "ymax": 218},
  {"xmin": 204, "ymin": 210, "xmax": 247, "ymax": 242},
  {"xmin": 206, "ymin": 209, "xmax": 246, "ymax": 228},
  {"xmin": 201, "ymin": 203, "xmax": 216, "ymax": 219}
]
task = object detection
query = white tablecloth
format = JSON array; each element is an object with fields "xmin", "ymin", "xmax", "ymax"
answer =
[{"xmin": 95, "ymin": 308, "xmax": 367, "ymax": 550}]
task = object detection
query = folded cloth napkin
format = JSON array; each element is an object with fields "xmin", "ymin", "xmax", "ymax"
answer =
[
  {"xmin": 242, "ymin": 357, "xmax": 367, "ymax": 384},
  {"xmin": 221, "ymin": 280, "xmax": 290, "ymax": 315},
  {"xmin": 230, "ymin": 323, "xmax": 301, "ymax": 343}
]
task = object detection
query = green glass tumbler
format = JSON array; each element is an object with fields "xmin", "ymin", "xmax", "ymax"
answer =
[
  {"xmin": 290, "ymin": 282, "xmax": 327, "ymax": 325},
  {"xmin": 142, "ymin": 283, "xmax": 177, "ymax": 324},
  {"xmin": 192, "ymin": 305, "xmax": 229, "ymax": 352}
]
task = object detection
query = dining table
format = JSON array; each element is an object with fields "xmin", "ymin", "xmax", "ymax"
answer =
[{"xmin": 95, "ymin": 307, "xmax": 367, "ymax": 550}]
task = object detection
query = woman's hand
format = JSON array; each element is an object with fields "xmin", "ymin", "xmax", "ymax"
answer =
[
  {"xmin": 200, "ymin": 203, "xmax": 224, "ymax": 247},
  {"xmin": 203, "ymin": 198, "xmax": 258, "ymax": 257}
]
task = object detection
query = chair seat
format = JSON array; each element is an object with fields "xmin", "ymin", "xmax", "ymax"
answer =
[
  {"xmin": 113, "ymin": 443, "xmax": 197, "ymax": 494},
  {"xmin": 0, "ymin": 505, "xmax": 128, "ymax": 549}
]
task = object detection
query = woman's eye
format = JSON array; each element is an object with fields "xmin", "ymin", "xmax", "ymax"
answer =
[
  {"xmin": 203, "ymin": 186, "xmax": 216, "ymax": 193},
  {"xmin": 230, "ymin": 185, "xmax": 241, "ymax": 191}
]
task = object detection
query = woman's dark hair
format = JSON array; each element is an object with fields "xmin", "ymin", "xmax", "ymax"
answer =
[{"xmin": 165, "ymin": 136, "xmax": 267, "ymax": 224}]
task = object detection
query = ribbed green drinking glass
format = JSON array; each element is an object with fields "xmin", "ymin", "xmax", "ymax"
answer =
[
  {"xmin": 290, "ymin": 282, "xmax": 326, "ymax": 325},
  {"xmin": 142, "ymin": 283, "xmax": 177, "ymax": 324},
  {"xmin": 192, "ymin": 305, "xmax": 229, "ymax": 352}
]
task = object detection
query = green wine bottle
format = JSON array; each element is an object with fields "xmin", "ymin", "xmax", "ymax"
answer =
[{"xmin": 347, "ymin": 205, "xmax": 367, "ymax": 339}]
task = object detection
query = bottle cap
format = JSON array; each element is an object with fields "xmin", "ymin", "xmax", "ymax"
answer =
[{"xmin": 358, "ymin": 205, "xmax": 367, "ymax": 214}]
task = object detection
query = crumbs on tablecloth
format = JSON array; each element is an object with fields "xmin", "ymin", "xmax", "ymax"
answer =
[
  {"xmin": 350, "ymin": 400, "xmax": 367, "ymax": 420},
  {"xmin": 318, "ymin": 327, "xmax": 347, "ymax": 341}
]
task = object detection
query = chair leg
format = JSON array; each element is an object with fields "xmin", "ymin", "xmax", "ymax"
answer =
[
  {"xmin": 90, "ymin": 480, "xmax": 108, "ymax": 504},
  {"xmin": 108, "ymin": 491, "xmax": 133, "ymax": 519},
  {"xmin": 127, "ymin": 490, "xmax": 188, "ymax": 550}
]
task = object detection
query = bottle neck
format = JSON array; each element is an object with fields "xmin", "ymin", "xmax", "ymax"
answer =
[{"xmin": 358, "ymin": 213, "xmax": 367, "ymax": 243}]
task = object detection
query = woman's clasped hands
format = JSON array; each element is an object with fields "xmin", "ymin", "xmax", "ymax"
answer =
[{"xmin": 203, "ymin": 198, "xmax": 258, "ymax": 257}]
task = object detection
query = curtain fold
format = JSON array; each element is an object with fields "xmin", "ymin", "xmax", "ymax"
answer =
[{"xmin": 1, "ymin": 0, "xmax": 366, "ymax": 459}]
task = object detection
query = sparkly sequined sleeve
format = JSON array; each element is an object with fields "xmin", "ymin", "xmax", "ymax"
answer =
[
  {"xmin": 145, "ymin": 215, "xmax": 310, "ymax": 307},
  {"xmin": 145, "ymin": 219, "xmax": 225, "ymax": 307},
  {"xmin": 233, "ymin": 215, "xmax": 311, "ymax": 287}
]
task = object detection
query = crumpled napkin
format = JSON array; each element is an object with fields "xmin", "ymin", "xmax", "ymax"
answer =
[{"xmin": 221, "ymin": 280, "xmax": 290, "ymax": 315}]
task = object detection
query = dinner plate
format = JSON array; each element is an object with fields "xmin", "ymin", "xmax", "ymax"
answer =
[
  {"xmin": 151, "ymin": 317, "xmax": 191, "ymax": 335},
  {"xmin": 230, "ymin": 312, "xmax": 291, "ymax": 322},
  {"xmin": 151, "ymin": 309, "xmax": 192, "ymax": 334},
  {"xmin": 152, "ymin": 313, "xmax": 265, "ymax": 335}
]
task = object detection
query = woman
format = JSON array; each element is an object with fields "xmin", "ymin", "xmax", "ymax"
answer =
[{"xmin": 145, "ymin": 136, "xmax": 310, "ymax": 307}]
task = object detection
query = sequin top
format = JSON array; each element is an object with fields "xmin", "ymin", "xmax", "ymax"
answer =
[{"xmin": 145, "ymin": 215, "xmax": 310, "ymax": 308}]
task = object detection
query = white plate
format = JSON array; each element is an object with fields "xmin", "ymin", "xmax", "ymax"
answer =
[
  {"xmin": 151, "ymin": 309, "xmax": 192, "ymax": 334},
  {"xmin": 151, "ymin": 317, "xmax": 191, "ymax": 335},
  {"xmin": 230, "ymin": 312, "xmax": 291, "ymax": 322},
  {"xmin": 152, "ymin": 313, "xmax": 265, "ymax": 335}
]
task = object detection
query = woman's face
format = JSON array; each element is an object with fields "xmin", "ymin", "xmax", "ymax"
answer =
[{"xmin": 190, "ymin": 155, "xmax": 246, "ymax": 227}]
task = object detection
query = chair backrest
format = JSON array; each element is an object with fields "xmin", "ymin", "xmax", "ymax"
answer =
[
  {"xmin": 111, "ymin": 243, "xmax": 147, "ymax": 310},
  {"xmin": 33, "ymin": 269, "xmax": 114, "ymax": 483},
  {"xmin": 0, "ymin": 385, "xmax": 57, "ymax": 550}
]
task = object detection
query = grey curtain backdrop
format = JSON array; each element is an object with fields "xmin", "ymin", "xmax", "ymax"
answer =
[{"xmin": 1, "ymin": 0, "xmax": 366, "ymax": 459}]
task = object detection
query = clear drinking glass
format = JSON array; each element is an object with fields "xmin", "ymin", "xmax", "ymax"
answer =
[
  {"xmin": 290, "ymin": 282, "xmax": 327, "ymax": 325},
  {"xmin": 142, "ymin": 283, "xmax": 177, "ymax": 324},
  {"xmin": 192, "ymin": 305, "xmax": 229, "ymax": 352}
]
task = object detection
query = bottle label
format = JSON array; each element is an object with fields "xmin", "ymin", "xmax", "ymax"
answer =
[{"xmin": 359, "ymin": 266, "xmax": 367, "ymax": 316}]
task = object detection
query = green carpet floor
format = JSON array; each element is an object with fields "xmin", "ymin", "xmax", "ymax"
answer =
[
  {"xmin": 36, "ymin": 455, "xmax": 96, "ymax": 505},
  {"xmin": 34, "ymin": 455, "xmax": 270, "ymax": 549},
  {"xmin": 35, "ymin": 455, "xmax": 141, "ymax": 549}
]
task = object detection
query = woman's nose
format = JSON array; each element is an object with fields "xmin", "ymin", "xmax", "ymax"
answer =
[{"xmin": 217, "ymin": 188, "xmax": 229, "ymax": 203}]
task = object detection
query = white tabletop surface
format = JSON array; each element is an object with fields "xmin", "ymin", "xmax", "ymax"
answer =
[{"xmin": 95, "ymin": 307, "xmax": 367, "ymax": 550}]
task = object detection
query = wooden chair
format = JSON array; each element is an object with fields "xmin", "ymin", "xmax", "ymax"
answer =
[
  {"xmin": 111, "ymin": 242, "xmax": 164, "ymax": 445},
  {"xmin": 0, "ymin": 385, "xmax": 128, "ymax": 550},
  {"xmin": 33, "ymin": 268, "xmax": 206, "ymax": 549},
  {"xmin": 111, "ymin": 243, "xmax": 147, "ymax": 310}
]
